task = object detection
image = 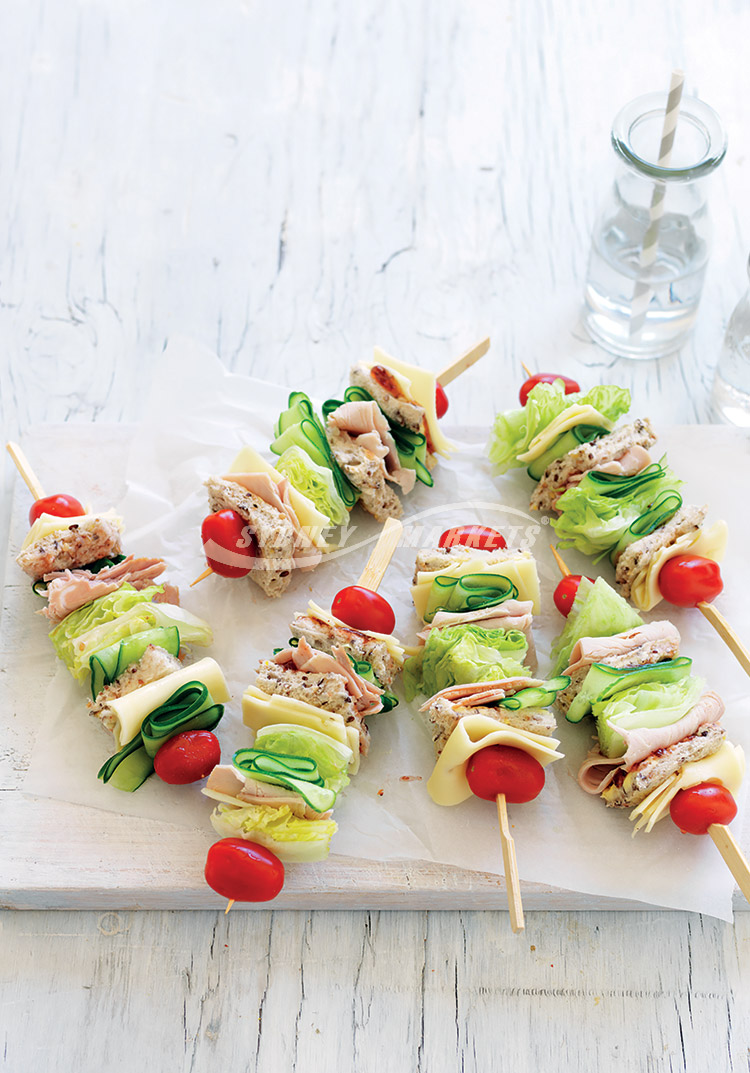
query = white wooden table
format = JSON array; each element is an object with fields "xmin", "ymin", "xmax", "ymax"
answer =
[{"xmin": 2, "ymin": 1, "xmax": 750, "ymax": 1069}]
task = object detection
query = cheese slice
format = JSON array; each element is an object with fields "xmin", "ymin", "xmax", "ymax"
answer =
[
  {"xmin": 630, "ymin": 742, "xmax": 745, "ymax": 833},
  {"xmin": 227, "ymin": 445, "xmax": 332, "ymax": 551},
  {"xmin": 411, "ymin": 553, "xmax": 541, "ymax": 619},
  {"xmin": 369, "ymin": 347, "xmax": 454, "ymax": 457},
  {"xmin": 305, "ymin": 600, "xmax": 406, "ymax": 667},
  {"xmin": 242, "ymin": 685, "xmax": 360, "ymax": 773},
  {"xmin": 107, "ymin": 657, "xmax": 230, "ymax": 749},
  {"xmin": 630, "ymin": 519, "xmax": 729, "ymax": 612},
  {"xmin": 427, "ymin": 713, "xmax": 563, "ymax": 806},
  {"xmin": 21, "ymin": 509, "xmax": 123, "ymax": 552},
  {"xmin": 516, "ymin": 405, "xmax": 614, "ymax": 463}
]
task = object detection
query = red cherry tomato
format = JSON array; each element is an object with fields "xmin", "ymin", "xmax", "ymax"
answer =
[
  {"xmin": 553, "ymin": 574, "xmax": 595, "ymax": 617},
  {"xmin": 658, "ymin": 555, "xmax": 723, "ymax": 607},
  {"xmin": 201, "ymin": 510, "xmax": 257, "ymax": 579},
  {"xmin": 519, "ymin": 373, "xmax": 580, "ymax": 406},
  {"xmin": 153, "ymin": 730, "xmax": 221, "ymax": 785},
  {"xmin": 332, "ymin": 585, "xmax": 396, "ymax": 634},
  {"xmin": 435, "ymin": 382, "xmax": 449, "ymax": 419},
  {"xmin": 204, "ymin": 837, "xmax": 284, "ymax": 902},
  {"xmin": 465, "ymin": 745, "xmax": 545, "ymax": 804},
  {"xmin": 28, "ymin": 493, "xmax": 85, "ymax": 526},
  {"xmin": 439, "ymin": 525, "xmax": 507, "ymax": 552},
  {"xmin": 669, "ymin": 782, "xmax": 737, "ymax": 835}
]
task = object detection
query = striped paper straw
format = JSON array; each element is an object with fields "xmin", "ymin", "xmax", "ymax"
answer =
[{"xmin": 629, "ymin": 69, "xmax": 685, "ymax": 337}]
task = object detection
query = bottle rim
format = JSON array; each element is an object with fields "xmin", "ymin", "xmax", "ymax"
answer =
[{"xmin": 611, "ymin": 91, "xmax": 727, "ymax": 182}]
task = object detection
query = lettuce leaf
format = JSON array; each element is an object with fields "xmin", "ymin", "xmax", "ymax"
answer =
[
  {"xmin": 254, "ymin": 723, "xmax": 352, "ymax": 794},
  {"xmin": 595, "ymin": 676, "xmax": 706, "ymax": 758},
  {"xmin": 210, "ymin": 803, "xmax": 337, "ymax": 863},
  {"xmin": 487, "ymin": 380, "xmax": 631, "ymax": 473},
  {"xmin": 275, "ymin": 444, "xmax": 349, "ymax": 527},
  {"xmin": 550, "ymin": 577, "xmax": 643, "ymax": 675},
  {"xmin": 404, "ymin": 624, "xmax": 530, "ymax": 701}
]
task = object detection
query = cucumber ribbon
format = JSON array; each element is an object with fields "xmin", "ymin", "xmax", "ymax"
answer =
[
  {"xmin": 232, "ymin": 747, "xmax": 337, "ymax": 813},
  {"xmin": 323, "ymin": 385, "xmax": 434, "ymax": 487},
  {"xmin": 98, "ymin": 681, "xmax": 224, "ymax": 792},
  {"xmin": 424, "ymin": 573, "xmax": 519, "ymax": 623},
  {"xmin": 584, "ymin": 459, "xmax": 671, "ymax": 500},
  {"xmin": 89, "ymin": 626, "xmax": 181, "ymax": 699},
  {"xmin": 498, "ymin": 675, "xmax": 571, "ymax": 710},
  {"xmin": 272, "ymin": 391, "xmax": 359, "ymax": 510},
  {"xmin": 607, "ymin": 490, "xmax": 683, "ymax": 565}
]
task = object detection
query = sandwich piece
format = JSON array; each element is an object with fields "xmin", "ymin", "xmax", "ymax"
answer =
[
  {"xmin": 350, "ymin": 362, "xmax": 427, "ymax": 438},
  {"xmin": 16, "ymin": 510, "xmax": 124, "ymax": 580},
  {"xmin": 289, "ymin": 600, "xmax": 404, "ymax": 689},
  {"xmin": 615, "ymin": 504, "xmax": 707, "ymax": 599},
  {"xmin": 412, "ymin": 545, "xmax": 542, "ymax": 620},
  {"xmin": 531, "ymin": 418, "xmax": 657, "ymax": 512},
  {"xmin": 88, "ymin": 643, "xmax": 181, "ymax": 731}
]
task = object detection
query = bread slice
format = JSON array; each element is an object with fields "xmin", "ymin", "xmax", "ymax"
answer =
[
  {"xmin": 615, "ymin": 504, "xmax": 707, "ymax": 599},
  {"xmin": 325, "ymin": 425, "xmax": 403, "ymax": 521},
  {"xmin": 424, "ymin": 694, "xmax": 556, "ymax": 756}
]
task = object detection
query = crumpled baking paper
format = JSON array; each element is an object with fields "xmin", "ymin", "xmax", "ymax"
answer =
[{"xmin": 19, "ymin": 336, "xmax": 750, "ymax": 919}]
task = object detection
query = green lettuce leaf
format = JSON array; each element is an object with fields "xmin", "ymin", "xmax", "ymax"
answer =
[
  {"xmin": 550, "ymin": 577, "xmax": 643, "ymax": 676},
  {"xmin": 404, "ymin": 624, "xmax": 530, "ymax": 701},
  {"xmin": 210, "ymin": 803, "xmax": 337, "ymax": 863},
  {"xmin": 487, "ymin": 380, "xmax": 631, "ymax": 473},
  {"xmin": 275, "ymin": 444, "xmax": 349, "ymax": 527},
  {"xmin": 595, "ymin": 676, "xmax": 706, "ymax": 758},
  {"xmin": 254, "ymin": 723, "xmax": 352, "ymax": 795}
]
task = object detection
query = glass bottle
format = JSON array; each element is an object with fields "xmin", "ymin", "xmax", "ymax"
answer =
[
  {"xmin": 710, "ymin": 255, "xmax": 750, "ymax": 426},
  {"xmin": 582, "ymin": 91, "xmax": 727, "ymax": 360}
]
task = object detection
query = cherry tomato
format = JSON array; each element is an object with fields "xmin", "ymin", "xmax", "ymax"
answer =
[
  {"xmin": 553, "ymin": 574, "xmax": 595, "ymax": 617},
  {"xmin": 435, "ymin": 382, "xmax": 449, "ymax": 419},
  {"xmin": 658, "ymin": 555, "xmax": 723, "ymax": 607},
  {"xmin": 28, "ymin": 493, "xmax": 85, "ymax": 526},
  {"xmin": 466, "ymin": 745, "xmax": 545, "ymax": 804},
  {"xmin": 204, "ymin": 837, "xmax": 284, "ymax": 902},
  {"xmin": 201, "ymin": 510, "xmax": 257, "ymax": 578},
  {"xmin": 439, "ymin": 524, "xmax": 507, "ymax": 552},
  {"xmin": 519, "ymin": 373, "xmax": 580, "ymax": 406},
  {"xmin": 332, "ymin": 585, "xmax": 396, "ymax": 634},
  {"xmin": 153, "ymin": 730, "xmax": 221, "ymax": 785},
  {"xmin": 669, "ymin": 782, "xmax": 737, "ymax": 835}
]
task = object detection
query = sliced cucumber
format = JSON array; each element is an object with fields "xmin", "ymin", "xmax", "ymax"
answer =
[{"xmin": 565, "ymin": 656, "xmax": 692, "ymax": 724}]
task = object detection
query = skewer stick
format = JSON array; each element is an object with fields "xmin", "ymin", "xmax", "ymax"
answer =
[
  {"xmin": 6, "ymin": 441, "xmax": 46, "ymax": 500},
  {"xmin": 496, "ymin": 793, "xmax": 525, "ymax": 932},
  {"xmin": 190, "ymin": 566, "xmax": 214, "ymax": 587},
  {"xmin": 549, "ymin": 545, "xmax": 572, "ymax": 578},
  {"xmin": 224, "ymin": 899, "xmax": 235, "ymax": 914},
  {"xmin": 521, "ymin": 362, "xmax": 533, "ymax": 380},
  {"xmin": 697, "ymin": 602, "xmax": 750, "ymax": 679},
  {"xmin": 357, "ymin": 517, "xmax": 403, "ymax": 592},
  {"xmin": 437, "ymin": 337, "xmax": 490, "ymax": 387},
  {"xmin": 708, "ymin": 825, "xmax": 750, "ymax": 905}
]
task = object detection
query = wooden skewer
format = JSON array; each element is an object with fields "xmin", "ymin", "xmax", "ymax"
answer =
[
  {"xmin": 224, "ymin": 899, "xmax": 235, "ymax": 914},
  {"xmin": 6, "ymin": 441, "xmax": 46, "ymax": 500},
  {"xmin": 357, "ymin": 517, "xmax": 403, "ymax": 592},
  {"xmin": 549, "ymin": 544, "xmax": 571, "ymax": 578},
  {"xmin": 190, "ymin": 566, "xmax": 214, "ymax": 587},
  {"xmin": 437, "ymin": 337, "xmax": 490, "ymax": 387},
  {"xmin": 697, "ymin": 602, "xmax": 750, "ymax": 679},
  {"xmin": 496, "ymin": 793, "xmax": 525, "ymax": 932},
  {"xmin": 521, "ymin": 362, "xmax": 534, "ymax": 380},
  {"xmin": 708, "ymin": 825, "xmax": 750, "ymax": 905}
]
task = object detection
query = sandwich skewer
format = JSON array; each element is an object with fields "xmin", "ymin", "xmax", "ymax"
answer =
[
  {"xmin": 550, "ymin": 544, "xmax": 750, "ymax": 904},
  {"xmin": 436, "ymin": 337, "xmax": 491, "ymax": 387},
  {"xmin": 6, "ymin": 442, "xmax": 45, "ymax": 500}
]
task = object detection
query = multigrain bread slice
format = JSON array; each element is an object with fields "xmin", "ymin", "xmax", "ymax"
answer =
[
  {"xmin": 413, "ymin": 545, "xmax": 523, "ymax": 582},
  {"xmin": 290, "ymin": 612, "xmax": 400, "ymax": 688},
  {"xmin": 424, "ymin": 695, "xmax": 556, "ymax": 756},
  {"xmin": 89, "ymin": 645, "xmax": 182, "ymax": 732},
  {"xmin": 530, "ymin": 418, "xmax": 657, "ymax": 512},
  {"xmin": 556, "ymin": 635, "xmax": 681, "ymax": 714},
  {"xmin": 349, "ymin": 362, "xmax": 425, "ymax": 433},
  {"xmin": 601, "ymin": 722, "xmax": 725, "ymax": 809},
  {"xmin": 205, "ymin": 476, "xmax": 296, "ymax": 598},
  {"xmin": 615, "ymin": 504, "xmax": 707, "ymax": 599},
  {"xmin": 325, "ymin": 426, "xmax": 403, "ymax": 521},
  {"xmin": 16, "ymin": 517, "xmax": 123, "ymax": 580}
]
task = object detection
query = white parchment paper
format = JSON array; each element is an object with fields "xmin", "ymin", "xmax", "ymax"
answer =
[{"xmin": 20, "ymin": 337, "xmax": 750, "ymax": 919}]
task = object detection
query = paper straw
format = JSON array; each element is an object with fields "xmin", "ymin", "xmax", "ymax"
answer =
[{"xmin": 629, "ymin": 69, "xmax": 685, "ymax": 337}]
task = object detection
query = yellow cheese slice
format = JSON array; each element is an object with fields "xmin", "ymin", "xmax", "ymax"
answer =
[
  {"xmin": 305, "ymin": 600, "xmax": 406, "ymax": 667},
  {"xmin": 516, "ymin": 405, "xmax": 614, "ymax": 463},
  {"xmin": 242, "ymin": 685, "xmax": 360, "ymax": 773},
  {"xmin": 107, "ymin": 657, "xmax": 231, "ymax": 749},
  {"xmin": 427, "ymin": 713, "xmax": 563, "ymax": 806},
  {"xmin": 227, "ymin": 445, "xmax": 332, "ymax": 550},
  {"xmin": 630, "ymin": 519, "xmax": 728, "ymax": 612},
  {"xmin": 630, "ymin": 742, "xmax": 745, "ymax": 833},
  {"xmin": 369, "ymin": 347, "xmax": 454, "ymax": 458},
  {"xmin": 411, "ymin": 553, "xmax": 541, "ymax": 619},
  {"xmin": 21, "ymin": 509, "xmax": 123, "ymax": 552}
]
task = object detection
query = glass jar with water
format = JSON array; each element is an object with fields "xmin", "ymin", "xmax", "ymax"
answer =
[
  {"xmin": 711, "ymin": 254, "xmax": 750, "ymax": 425},
  {"xmin": 583, "ymin": 92, "xmax": 727, "ymax": 359}
]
